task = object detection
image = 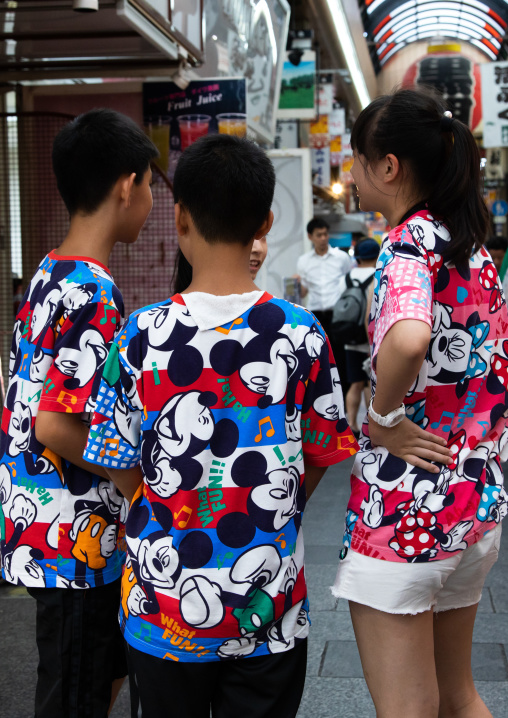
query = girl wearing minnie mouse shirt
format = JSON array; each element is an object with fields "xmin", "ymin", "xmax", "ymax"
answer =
[{"xmin": 332, "ymin": 87, "xmax": 508, "ymax": 718}]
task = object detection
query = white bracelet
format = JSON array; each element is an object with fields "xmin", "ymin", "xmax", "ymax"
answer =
[{"xmin": 368, "ymin": 398, "xmax": 406, "ymax": 428}]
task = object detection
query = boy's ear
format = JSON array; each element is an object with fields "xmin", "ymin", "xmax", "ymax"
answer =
[
  {"xmin": 254, "ymin": 210, "xmax": 274, "ymax": 239},
  {"xmin": 174, "ymin": 203, "xmax": 190, "ymax": 236},
  {"xmin": 119, "ymin": 173, "xmax": 137, "ymax": 207}
]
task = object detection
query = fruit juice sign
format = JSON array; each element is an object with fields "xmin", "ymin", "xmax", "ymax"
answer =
[{"xmin": 143, "ymin": 78, "xmax": 247, "ymax": 177}]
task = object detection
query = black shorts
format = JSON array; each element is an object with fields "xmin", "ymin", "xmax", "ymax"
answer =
[
  {"xmin": 345, "ymin": 349, "xmax": 369, "ymax": 385},
  {"xmin": 126, "ymin": 638, "xmax": 308, "ymax": 718},
  {"xmin": 27, "ymin": 577, "xmax": 127, "ymax": 718}
]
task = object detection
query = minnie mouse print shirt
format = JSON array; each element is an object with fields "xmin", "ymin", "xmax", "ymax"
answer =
[
  {"xmin": 345, "ymin": 209, "xmax": 508, "ymax": 563},
  {"xmin": 84, "ymin": 291, "xmax": 358, "ymax": 662},
  {"xmin": 0, "ymin": 251, "xmax": 126, "ymax": 589}
]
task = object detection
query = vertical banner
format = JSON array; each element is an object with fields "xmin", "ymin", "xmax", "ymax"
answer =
[
  {"xmin": 143, "ymin": 78, "xmax": 247, "ymax": 178},
  {"xmin": 317, "ymin": 79, "xmax": 334, "ymax": 115},
  {"xmin": 309, "ymin": 116, "xmax": 330, "ymax": 187},
  {"xmin": 482, "ymin": 61, "xmax": 508, "ymax": 148},
  {"xmin": 329, "ymin": 107, "xmax": 346, "ymax": 136}
]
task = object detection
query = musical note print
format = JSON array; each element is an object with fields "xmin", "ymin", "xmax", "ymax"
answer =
[
  {"xmin": 100, "ymin": 304, "xmax": 117, "ymax": 325},
  {"xmin": 430, "ymin": 411, "xmax": 454, "ymax": 432},
  {"xmin": 217, "ymin": 552, "xmax": 233, "ymax": 569},
  {"xmin": 478, "ymin": 420, "xmax": 489, "ymax": 438},
  {"xmin": 337, "ymin": 435, "xmax": 357, "ymax": 455},
  {"xmin": 288, "ymin": 448, "xmax": 303, "ymax": 462},
  {"xmin": 275, "ymin": 533, "xmax": 287, "ymax": 549},
  {"xmin": 255, "ymin": 416, "xmax": 275, "ymax": 443},
  {"xmin": 28, "ymin": 389, "xmax": 42, "ymax": 403},
  {"xmin": 8, "ymin": 462, "xmax": 16, "ymax": 477},
  {"xmin": 20, "ymin": 353, "xmax": 29, "ymax": 373},
  {"xmin": 57, "ymin": 391, "xmax": 78, "ymax": 413},
  {"xmin": 215, "ymin": 318, "xmax": 243, "ymax": 335},
  {"xmin": 99, "ymin": 438, "xmax": 119, "ymax": 457},
  {"xmin": 134, "ymin": 621, "xmax": 152, "ymax": 642},
  {"xmin": 290, "ymin": 312, "xmax": 299, "ymax": 329},
  {"xmin": 173, "ymin": 505, "xmax": 192, "ymax": 529}
]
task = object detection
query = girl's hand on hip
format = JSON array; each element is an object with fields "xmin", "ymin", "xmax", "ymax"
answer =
[{"xmin": 369, "ymin": 417, "xmax": 453, "ymax": 473}]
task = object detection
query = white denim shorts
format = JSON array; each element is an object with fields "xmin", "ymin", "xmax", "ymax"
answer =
[{"xmin": 331, "ymin": 523, "xmax": 502, "ymax": 615}]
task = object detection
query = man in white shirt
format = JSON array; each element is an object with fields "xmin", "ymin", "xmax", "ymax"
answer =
[
  {"xmin": 296, "ymin": 219, "xmax": 352, "ymax": 320},
  {"xmin": 295, "ymin": 218, "xmax": 352, "ymax": 387}
]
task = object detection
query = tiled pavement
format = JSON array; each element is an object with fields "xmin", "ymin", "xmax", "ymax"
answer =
[{"xmin": 1, "ymin": 457, "xmax": 507, "ymax": 718}]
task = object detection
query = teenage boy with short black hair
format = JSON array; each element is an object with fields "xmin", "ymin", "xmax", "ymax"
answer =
[
  {"xmin": 0, "ymin": 108, "xmax": 157, "ymax": 718},
  {"xmin": 84, "ymin": 134, "xmax": 358, "ymax": 718}
]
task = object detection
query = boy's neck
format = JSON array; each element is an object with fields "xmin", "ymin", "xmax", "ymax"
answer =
[
  {"xmin": 181, "ymin": 238, "xmax": 260, "ymax": 296},
  {"xmin": 54, "ymin": 213, "xmax": 117, "ymax": 267}
]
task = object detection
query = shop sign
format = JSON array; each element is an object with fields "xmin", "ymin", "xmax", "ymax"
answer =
[
  {"xmin": 329, "ymin": 107, "xmax": 346, "ymax": 136},
  {"xmin": 317, "ymin": 82, "xmax": 334, "ymax": 116},
  {"xmin": 482, "ymin": 61, "xmax": 508, "ymax": 148},
  {"xmin": 330, "ymin": 137, "xmax": 342, "ymax": 167},
  {"xmin": 143, "ymin": 78, "xmax": 246, "ymax": 179}
]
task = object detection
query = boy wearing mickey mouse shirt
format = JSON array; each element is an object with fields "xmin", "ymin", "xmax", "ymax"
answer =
[
  {"xmin": 0, "ymin": 109, "xmax": 157, "ymax": 717},
  {"xmin": 84, "ymin": 134, "xmax": 358, "ymax": 718}
]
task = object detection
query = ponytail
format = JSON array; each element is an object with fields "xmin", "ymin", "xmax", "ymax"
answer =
[
  {"xmin": 351, "ymin": 88, "xmax": 489, "ymax": 267},
  {"xmin": 427, "ymin": 118, "xmax": 489, "ymax": 267}
]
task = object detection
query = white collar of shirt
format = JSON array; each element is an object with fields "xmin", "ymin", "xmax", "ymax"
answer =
[{"xmin": 181, "ymin": 290, "xmax": 264, "ymax": 331}]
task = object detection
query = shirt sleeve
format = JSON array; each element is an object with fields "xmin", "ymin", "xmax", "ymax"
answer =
[
  {"xmin": 83, "ymin": 319, "xmax": 143, "ymax": 470},
  {"xmin": 301, "ymin": 337, "xmax": 359, "ymax": 466},
  {"xmin": 372, "ymin": 237, "xmax": 433, "ymax": 362},
  {"xmin": 38, "ymin": 301, "xmax": 121, "ymax": 413}
]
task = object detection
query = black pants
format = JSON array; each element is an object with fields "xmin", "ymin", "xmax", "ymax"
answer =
[
  {"xmin": 313, "ymin": 309, "xmax": 350, "ymax": 395},
  {"xmin": 127, "ymin": 639, "xmax": 308, "ymax": 718},
  {"xmin": 27, "ymin": 579, "xmax": 127, "ymax": 718}
]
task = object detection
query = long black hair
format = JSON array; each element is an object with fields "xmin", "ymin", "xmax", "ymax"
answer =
[{"xmin": 351, "ymin": 87, "xmax": 489, "ymax": 267}]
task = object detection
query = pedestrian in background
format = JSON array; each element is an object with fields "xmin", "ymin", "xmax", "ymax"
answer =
[
  {"xmin": 294, "ymin": 218, "xmax": 351, "ymax": 390},
  {"xmin": 331, "ymin": 237, "xmax": 380, "ymax": 437}
]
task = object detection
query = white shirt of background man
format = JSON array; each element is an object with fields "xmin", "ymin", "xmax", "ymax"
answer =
[{"xmin": 297, "ymin": 245, "xmax": 351, "ymax": 312}]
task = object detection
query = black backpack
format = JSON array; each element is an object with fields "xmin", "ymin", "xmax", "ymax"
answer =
[{"xmin": 331, "ymin": 273, "xmax": 373, "ymax": 345}]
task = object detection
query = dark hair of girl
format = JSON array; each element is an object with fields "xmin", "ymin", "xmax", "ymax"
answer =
[
  {"xmin": 351, "ymin": 87, "xmax": 489, "ymax": 267},
  {"xmin": 172, "ymin": 249, "xmax": 192, "ymax": 294}
]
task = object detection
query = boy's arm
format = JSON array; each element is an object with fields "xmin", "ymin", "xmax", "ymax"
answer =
[
  {"xmin": 304, "ymin": 463, "xmax": 327, "ymax": 499},
  {"xmin": 35, "ymin": 410, "xmax": 109, "ymax": 479},
  {"xmin": 105, "ymin": 466, "xmax": 143, "ymax": 503}
]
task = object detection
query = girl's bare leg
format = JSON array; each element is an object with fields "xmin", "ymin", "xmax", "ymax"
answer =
[{"xmin": 349, "ymin": 601, "xmax": 439, "ymax": 718}]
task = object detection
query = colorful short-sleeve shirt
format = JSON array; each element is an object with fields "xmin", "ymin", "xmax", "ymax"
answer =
[
  {"xmin": 345, "ymin": 210, "xmax": 508, "ymax": 562},
  {"xmin": 85, "ymin": 292, "xmax": 358, "ymax": 662},
  {"xmin": 0, "ymin": 251, "xmax": 126, "ymax": 588}
]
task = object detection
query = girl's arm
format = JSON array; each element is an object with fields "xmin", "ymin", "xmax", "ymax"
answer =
[{"xmin": 369, "ymin": 319, "xmax": 452, "ymax": 472}]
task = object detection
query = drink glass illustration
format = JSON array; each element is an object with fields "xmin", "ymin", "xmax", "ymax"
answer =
[
  {"xmin": 217, "ymin": 113, "xmax": 247, "ymax": 137},
  {"xmin": 178, "ymin": 115, "xmax": 211, "ymax": 150},
  {"xmin": 150, "ymin": 117, "xmax": 170, "ymax": 174}
]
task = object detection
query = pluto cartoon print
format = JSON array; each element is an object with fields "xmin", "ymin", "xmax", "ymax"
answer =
[
  {"xmin": 0, "ymin": 252, "xmax": 126, "ymax": 588},
  {"xmin": 343, "ymin": 209, "xmax": 508, "ymax": 564},
  {"xmin": 85, "ymin": 291, "xmax": 358, "ymax": 662}
]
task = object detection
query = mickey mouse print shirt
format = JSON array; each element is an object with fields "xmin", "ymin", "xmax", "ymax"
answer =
[
  {"xmin": 84, "ymin": 291, "xmax": 358, "ymax": 662},
  {"xmin": 345, "ymin": 210, "xmax": 508, "ymax": 564},
  {"xmin": 0, "ymin": 252, "xmax": 126, "ymax": 589}
]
